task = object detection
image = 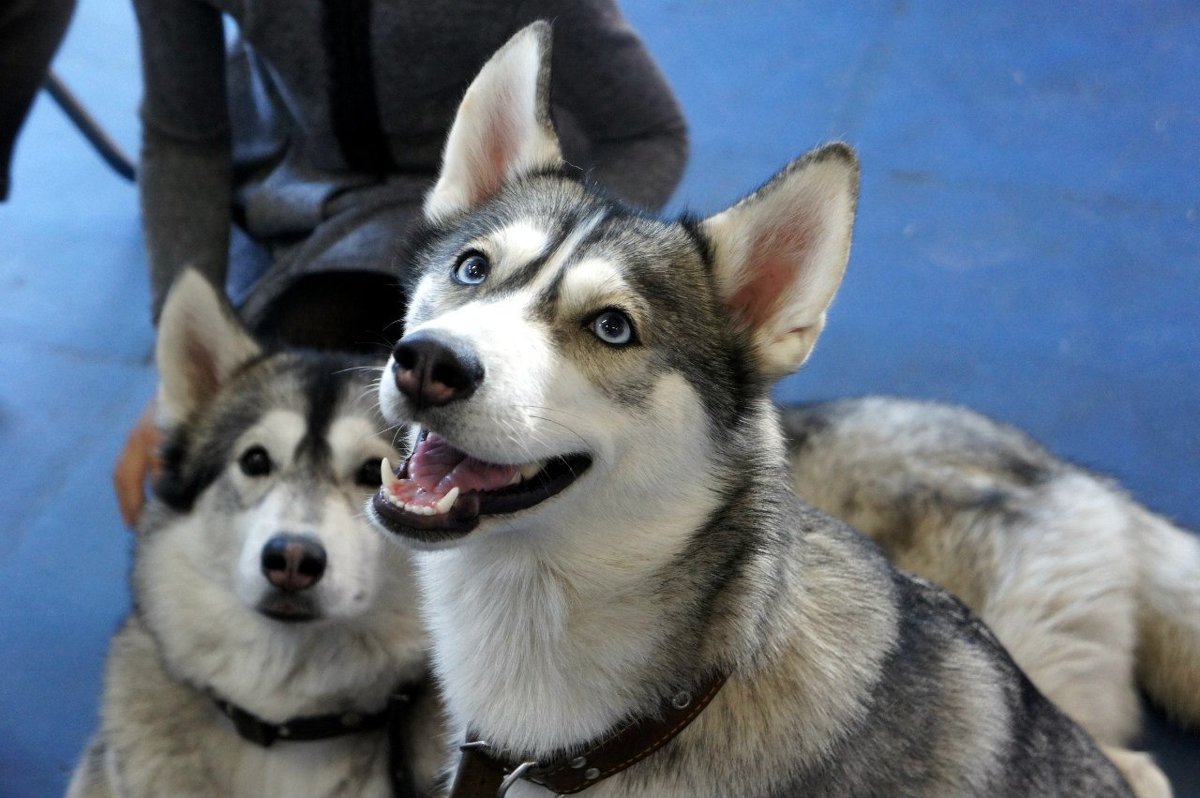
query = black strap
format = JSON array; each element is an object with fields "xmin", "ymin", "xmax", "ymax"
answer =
[
  {"xmin": 388, "ymin": 687, "xmax": 423, "ymax": 798},
  {"xmin": 213, "ymin": 682, "xmax": 424, "ymax": 796},
  {"xmin": 214, "ymin": 695, "xmax": 392, "ymax": 747},
  {"xmin": 213, "ymin": 680, "xmax": 421, "ymax": 747}
]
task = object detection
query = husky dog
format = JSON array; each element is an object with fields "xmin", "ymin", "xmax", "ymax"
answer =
[
  {"xmin": 783, "ymin": 396, "xmax": 1200, "ymax": 798},
  {"xmin": 368, "ymin": 24, "xmax": 1133, "ymax": 797},
  {"xmin": 68, "ymin": 271, "xmax": 442, "ymax": 797}
]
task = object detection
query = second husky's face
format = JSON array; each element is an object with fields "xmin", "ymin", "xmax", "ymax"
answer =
[
  {"xmin": 143, "ymin": 271, "xmax": 415, "ymax": 629},
  {"xmin": 373, "ymin": 178, "xmax": 743, "ymax": 547},
  {"xmin": 147, "ymin": 354, "xmax": 408, "ymax": 624}
]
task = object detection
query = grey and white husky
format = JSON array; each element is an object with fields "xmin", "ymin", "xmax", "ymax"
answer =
[
  {"xmin": 784, "ymin": 396, "xmax": 1200, "ymax": 798},
  {"xmin": 67, "ymin": 271, "xmax": 442, "ymax": 797},
  {"xmin": 368, "ymin": 24, "xmax": 1134, "ymax": 797}
]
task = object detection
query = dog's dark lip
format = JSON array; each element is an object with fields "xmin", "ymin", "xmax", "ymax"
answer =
[
  {"xmin": 256, "ymin": 595, "xmax": 320, "ymax": 623},
  {"xmin": 371, "ymin": 451, "xmax": 593, "ymax": 544}
]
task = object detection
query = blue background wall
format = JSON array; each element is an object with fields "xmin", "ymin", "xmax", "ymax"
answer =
[{"xmin": 1, "ymin": 1, "xmax": 1197, "ymax": 794}]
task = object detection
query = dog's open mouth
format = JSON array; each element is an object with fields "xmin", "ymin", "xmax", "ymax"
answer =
[{"xmin": 372, "ymin": 430, "xmax": 591, "ymax": 543}]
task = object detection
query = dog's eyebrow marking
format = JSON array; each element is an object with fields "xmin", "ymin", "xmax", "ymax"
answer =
[
  {"xmin": 243, "ymin": 409, "xmax": 306, "ymax": 469},
  {"xmin": 489, "ymin": 221, "xmax": 550, "ymax": 274},
  {"xmin": 328, "ymin": 416, "xmax": 396, "ymax": 480},
  {"xmin": 559, "ymin": 256, "xmax": 631, "ymax": 308},
  {"xmin": 528, "ymin": 209, "xmax": 607, "ymax": 296}
]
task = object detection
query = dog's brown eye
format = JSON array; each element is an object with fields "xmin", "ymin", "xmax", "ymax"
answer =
[
  {"xmin": 239, "ymin": 445, "xmax": 273, "ymax": 477},
  {"xmin": 355, "ymin": 457, "xmax": 384, "ymax": 488},
  {"xmin": 453, "ymin": 251, "xmax": 490, "ymax": 285},
  {"xmin": 590, "ymin": 309, "xmax": 636, "ymax": 347}
]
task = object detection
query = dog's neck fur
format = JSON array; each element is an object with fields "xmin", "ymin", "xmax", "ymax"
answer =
[{"xmin": 417, "ymin": 395, "xmax": 791, "ymax": 757}]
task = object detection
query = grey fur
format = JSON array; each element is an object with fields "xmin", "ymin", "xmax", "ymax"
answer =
[
  {"xmin": 68, "ymin": 273, "xmax": 443, "ymax": 797},
  {"xmin": 380, "ymin": 173, "xmax": 1134, "ymax": 798},
  {"xmin": 784, "ymin": 396, "xmax": 1200, "ymax": 797},
  {"xmin": 369, "ymin": 26, "xmax": 1135, "ymax": 796}
]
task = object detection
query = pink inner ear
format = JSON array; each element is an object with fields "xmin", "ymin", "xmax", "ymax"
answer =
[
  {"xmin": 726, "ymin": 223, "xmax": 810, "ymax": 331},
  {"xmin": 475, "ymin": 93, "xmax": 521, "ymax": 205},
  {"xmin": 183, "ymin": 337, "xmax": 220, "ymax": 403}
]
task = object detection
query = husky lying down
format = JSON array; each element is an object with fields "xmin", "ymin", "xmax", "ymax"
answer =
[
  {"xmin": 784, "ymin": 397, "xmax": 1200, "ymax": 798},
  {"xmin": 68, "ymin": 271, "xmax": 442, "ymax": 797},
  {"xmin": 368, "ymin": 23, "xmax": 1135, "ymax": 797}
]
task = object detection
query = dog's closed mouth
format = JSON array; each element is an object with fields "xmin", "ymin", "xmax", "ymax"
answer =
[
  {"xmin": 372, "ymin": 431, "xmax": 591, "ymax": 542},
  {"xmin": 257, "ymin": 594, "xmax": 319, "ymax": 623}
]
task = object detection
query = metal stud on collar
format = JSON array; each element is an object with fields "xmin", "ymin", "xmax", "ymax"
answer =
[
  {"xmin": 497, "ymin": 760, "xmax": 538, "ymax": 797},
  {"xmin": 671, "ymin": 689, "xmax": 692, "ymax": 709}
]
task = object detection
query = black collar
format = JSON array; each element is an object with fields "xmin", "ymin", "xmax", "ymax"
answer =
[{"xmin": 213, "ymin": 682, "xmax": 420, "ymax": 748}]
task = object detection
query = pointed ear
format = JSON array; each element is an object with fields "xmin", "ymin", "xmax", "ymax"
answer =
[
  {"xmin": 702, "ymin": 143, "xmax": 859, "ymax": 380},
  {"xmin": 155, "ymin": 269, "xmax": 261, "ymax": 427},
  {"xmin": 423, "ymin": 22, "xmax": 563, "ymax": 221}
]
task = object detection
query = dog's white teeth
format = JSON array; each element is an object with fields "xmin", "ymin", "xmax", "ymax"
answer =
[
  {"xmin": 434, "ymin": 486, "xmax": 460, "ymax": 515},
  {"xmin": 504, "ymin": 463, "xmax": 542, "ymax": 487},
  {"xmin": 376, "ymin": 456, "xmax": 458, "ymax": 516},
  {"xmin": 380, "ymin": 457, "xmax": 400, "ymax": 491}
]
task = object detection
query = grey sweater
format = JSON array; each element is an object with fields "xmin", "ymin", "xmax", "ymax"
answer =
[{"xmin": 132, "ymin": 0, "xmax": 688, "ymax": 323}]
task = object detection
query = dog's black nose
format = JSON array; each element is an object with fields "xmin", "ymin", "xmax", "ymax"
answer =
[
  {"xmin": 391, "ymin": 330, "xmax": 483, "ymax": 408},
  {"xmin": 261, "ymin": 534, "xmax": 327, "ymax": 592}
]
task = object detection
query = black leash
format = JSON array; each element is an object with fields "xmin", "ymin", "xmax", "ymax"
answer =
[{"xmin": 43, "ymin": 71, "xmax": 136, "ymax": 182}]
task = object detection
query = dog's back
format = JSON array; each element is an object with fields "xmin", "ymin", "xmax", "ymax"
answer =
[
  {"xmin": 784, "ymin": 396, "xmax": 1199, "ymax": 796},
  {"xmin": 674, "ymin": 493, "xmax": 1133, "ymax": 797}
]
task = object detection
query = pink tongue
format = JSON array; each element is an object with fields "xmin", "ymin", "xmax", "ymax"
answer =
[{"xmin": 389, "ymin": 433, "xmax": 522, "ymax": 511}]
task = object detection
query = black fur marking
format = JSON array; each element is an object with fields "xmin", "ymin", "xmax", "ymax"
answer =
[
  {"xmin": 295, "ymin": 355, "xmax": 349, "ymax": 468},
  {"xmin": 530, "ymin": 212, "xmax": 621, "ymax": 314},
  {"xmin": 154, "ymin": 399, "xmax": 266, "ymax": 514},
  {"xmin": 155, "ymin": 370, "xmax": 263, "ymax": 513},
  {"xmin": 676, "ymin": 214, "xmax": 712, "ymax": 267},
  {"xmin": 682, "ymin": 467, "xmax": 777, "ymax": 640},
  {"xmin": 500, "ymin": 214, "xmax": 577, "ymax": 298},
  {"xmin": 997, "ymin": 454, "xmax": 1050, "ymax": 487},
  {"xmin": 153, "ymin": 351, "xmax": 378, "ymax": 514}
]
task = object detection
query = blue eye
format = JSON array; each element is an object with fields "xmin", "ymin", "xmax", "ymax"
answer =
[
  {"xmin": 453, "ymin": 252, "xmax": 490, "ymax": 285},
  {"xmin": 590, "ymin": 310, "xmax": 635, "ymax": 346}
]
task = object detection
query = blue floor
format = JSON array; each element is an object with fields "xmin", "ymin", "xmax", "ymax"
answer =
[{"xmin": 1, "ymin": 1, "xmax": 1196, "ymax": 795}]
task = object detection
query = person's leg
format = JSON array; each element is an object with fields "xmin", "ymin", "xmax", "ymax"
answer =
[{"xmin": 0, "ymin": 0, "xmax": 76, "ymax": 200}]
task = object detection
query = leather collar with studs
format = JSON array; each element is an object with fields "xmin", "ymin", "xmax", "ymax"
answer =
[{"xmin": 447, "ymin": 670, "xmax": 729, "ymax": 797}]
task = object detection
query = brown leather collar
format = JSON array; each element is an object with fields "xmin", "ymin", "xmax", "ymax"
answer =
[{"xmin": 447, "ymin": 670, "xmax": 729, "ymax": 797}]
